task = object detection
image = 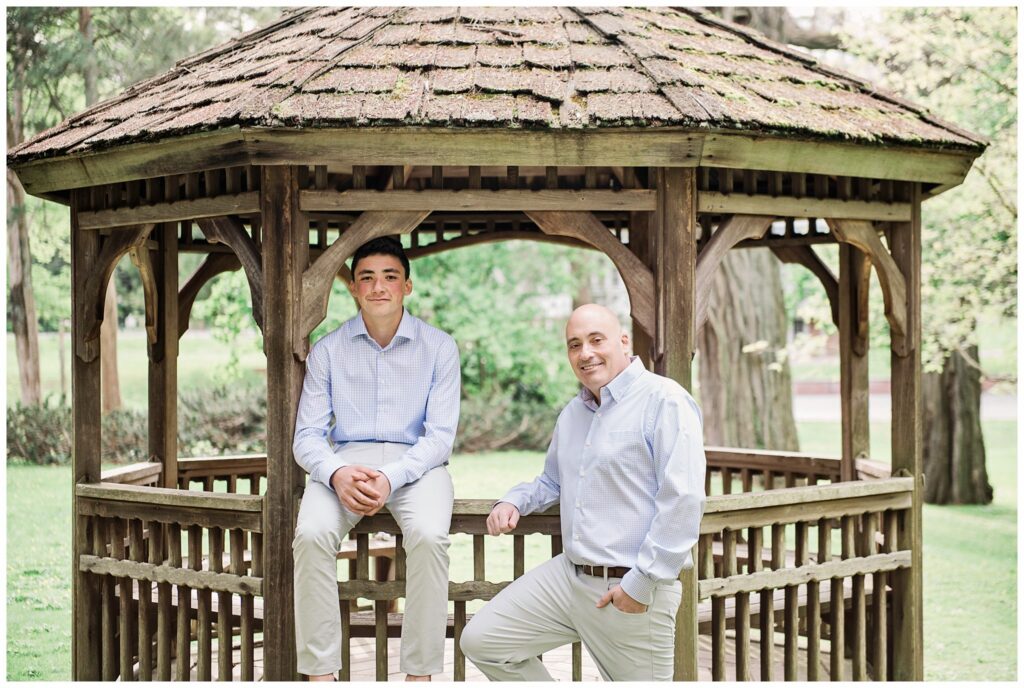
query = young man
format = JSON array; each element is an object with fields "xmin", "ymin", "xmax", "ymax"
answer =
[
  {"xmin": 292, "ymin": 237, "xmax": 460, "ymax": 681},
  {"xmin": 460, "ymin": 304, "xmax": 706, "ymax": 681}
]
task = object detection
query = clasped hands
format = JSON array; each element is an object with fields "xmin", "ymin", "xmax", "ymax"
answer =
[
  {"xmin": 485, "ymin": 502, "xmax": 648, "ymax": 614},
  {"xmin": 330, "ymin": 465, "xmax": 392, "ymax": 516}
]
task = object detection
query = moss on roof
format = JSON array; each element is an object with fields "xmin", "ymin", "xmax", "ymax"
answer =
[{"xmin": 9, "ymin": 6, "xmax": 985, "ymax": 164}]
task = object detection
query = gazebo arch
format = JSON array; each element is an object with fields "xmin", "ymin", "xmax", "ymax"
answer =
[{"xmin": 8, "ymin": 6, "xmax": 984, "ymax": 682}]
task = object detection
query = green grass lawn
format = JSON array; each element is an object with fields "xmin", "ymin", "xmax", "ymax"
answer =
[{"xmin": 6, "ymin": 421, "xmax": 1016, "ymax": 680}]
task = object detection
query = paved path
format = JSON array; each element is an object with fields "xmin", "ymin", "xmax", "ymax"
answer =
[{"xmin": 793, "ymin": 392, "xmax": 1016, "ymax": 422}]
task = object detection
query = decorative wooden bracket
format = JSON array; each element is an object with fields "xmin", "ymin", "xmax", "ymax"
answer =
[
  {"xmin": 196, "ymin": 216, "xmax": 264, "ymax": 332},
  {"xmin": 826, "ymin": 219, "xmax": 908, "ymax": 356},
  {"xmin": 695, "ymin": 215, "xmax": 774, "ymax": 333},
  {"xmin": 77, "ymin": 224, "xmax": 154, "ymax": 361},
  {"xmin": 770, "ymin": 245, "xmax": 841, "ymax": 329},
  {"xmin": 299, "ymin": 210, "xmax": 430, "ymax": 354},
  {"xmin": 128, "ymin": 244, "xmax": 158, "ymax": 345},
  {"xmin": 525, "ymin": 210, "xmax": 655, "ymax": 338},
  {"xmin": 177, "ymin": 253, "xmax": 241, "ymax": 339}
]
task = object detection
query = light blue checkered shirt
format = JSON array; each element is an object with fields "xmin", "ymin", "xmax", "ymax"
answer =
[
  {"xmin": 293, "ymin": 309, "xmax": 461, "ymax": 492},
  {"xmin": 499, "ymin": 357, "xmax": 706, "ymax": 605}
]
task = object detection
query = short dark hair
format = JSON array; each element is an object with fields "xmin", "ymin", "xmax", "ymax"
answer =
[{"xmin": 350, "ymin": 236, "xmax": 410, "ymax": 279}]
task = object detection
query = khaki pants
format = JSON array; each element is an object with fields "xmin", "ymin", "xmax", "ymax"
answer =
[
  {"xmin": 292, "ymin": 442, "xmax": 453, "ymax": 676},
  {"xmin": 460, "ymin": 553, "xmax": 681, "ymax": 681}
]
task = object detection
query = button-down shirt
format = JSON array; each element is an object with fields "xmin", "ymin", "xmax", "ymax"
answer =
[
  {"xmin": 293, "ymin": 309, "xmax": 461, "ymax": 492},
  {"xmin": 499, "ymin": 357, "xmax": 706, "ymax": 605}
]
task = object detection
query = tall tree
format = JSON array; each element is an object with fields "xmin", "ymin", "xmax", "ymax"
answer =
[
  {"xmin": 697, "ymin": 8, "xmax": 820, "ymax": 452},
  {"xmin": 7, "ymin": 7, "xmax": 281, "ymax": 405},
  {"xmin": 845, "ymin": 8, "xmax": 1015, "ymax": 504},
  {"xmin": 77, "ymin": 7, "xmax": 123, "ymax": 411}
]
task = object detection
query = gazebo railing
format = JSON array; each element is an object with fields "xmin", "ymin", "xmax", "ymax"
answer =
[
  {"xmin": 90, "ymin": 452, "xmax": 904, "ymax": 681},
  {"xmin": 76, "ymin": 483, "xmax": 264, "ymax": 680},
  {"xmin": 696, "ymin": 477, "xmax": 913, "ymax": 681}
]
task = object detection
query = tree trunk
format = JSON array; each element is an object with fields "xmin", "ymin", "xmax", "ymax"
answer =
[
  {"xmin": 695, "ymin": 8, "xmax": 821, "ymax": 452},
  {"xmin": 6, "ymin": 168, "xmax": 41, "ymax": 405},
  {"xmin": 6, "ymin": 58, "xmax": 41, "ymax": 406},
  {"xmin": 698, "ymin": 249, "xmax": 800, "ymax": 450},
  {"xmin": 922, "ymin": 345, "xmax": 992, "ymax": 504},
  {"xmin": 79, "ymin": 7, "xmax": 122, "ymax": 412}
]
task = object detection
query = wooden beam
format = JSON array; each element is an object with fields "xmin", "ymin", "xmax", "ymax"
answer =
[
  {"xmin": 12, "ymin": 127, "xmax": 978, "ymax": 199},
  {"xmin": 129, "ymin": 241, "xmax": 159, "ymax": 344},
  {"xmin": 177, "ymin": 253, "xmax": 241, "ymax": 339},
  {"xmin": 299, "ymin": 210, "xmax": 429, "ymax": 350},
  {"xmin": 71, "ymin": 189, "xmax": 103, "ymax": 680},
  {"xmin": 260, "ymin": 165, "xmax": 306, "ymax": 681},
  {"xmin": 827, "ymin": 219, "xmax": 909, "ymax": 355},
  {"xmin": 195, "ymin": 216, "xmax": 264, "ymax": 331},
  {"xmin": 699, "ymin": 191, "xmax": 911, "ymax": 222},
  {"xmin": 525, "ymin": 210, "xmax": 655, "ymax": 338},
  {"xmin": 404, "ymin": 230, "xmax": 589, "ymax": 260},
  {"xmin": 76, "ymin": 191, "xmax": 260, "ymax": 230},
  {"xmin": 839, "ymin": 244, "xmax": 871, "ymax": 483},
  {"xmin": 247, "ymin": 127, "xmax": 704, "ymax": 168},
  {"xmin": 79, "ymin": 556, "xmax": 263, "ymax": 597},
  {"xmin": 78, "ymin": 224, "xmax": 154, "ymax": 357},
  {"xmin": 694, "ymin": 214, "xmax": 774, "ymax": 333},
  {"xmin": 76, "ymin": 483, "xmax": 263, "ymax": 511},
  {"xmin": 701, "ymin": 132, "xmax": 976, "ymax": 186},
  {"xmin": 148, "ymin": 222, "xmax": 179, "ymax": 488},
  {"xmin": 300, "ymin": 188, "xmax": 657, "ymax": 212},
  {"xmin": 770, "ymin": 245, "xmax": 839, "ymax": 327},
  {"xmin": 889, "ymin": 183, "xmax": 923, "ymax": 680}
]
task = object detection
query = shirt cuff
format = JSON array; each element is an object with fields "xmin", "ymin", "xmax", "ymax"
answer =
[
  {"xmin": 377, "ymin": 462, "xmax": 410, "ymax": 494},
  {"xmin": 317, "ymin": 453, "xmax": 350, "ymax": 492},
  {"xmin": 494, "ymin": 495, "xmax": 527, "ymax": 516},
  {"xmin": 620, "ymin": 569, "xmax": 657, "ymax": 606}
]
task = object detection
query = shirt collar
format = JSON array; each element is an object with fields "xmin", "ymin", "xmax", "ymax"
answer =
[
  {"xmin": 578, "ymin": 356, "xmax": 645, "ymax": 409},
  {"xmin": 348, "ymin": 308, "xmax": 418, "ymax": 344}
]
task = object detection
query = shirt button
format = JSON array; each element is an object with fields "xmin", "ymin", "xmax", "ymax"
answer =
[
  {"xmin": 574, "ymin": 534, "xmax": 580, "ymax": 540},
  {"xmin": 596, "ymin": 413, "xmax": 601, "ymax": 418},
  {"xmin": 579, "ymin": 469, "xmax": 584, "ymax": 476},
  {"xmin": 585, "ymin": 441, "xmax": 591, "ymax": 447}
]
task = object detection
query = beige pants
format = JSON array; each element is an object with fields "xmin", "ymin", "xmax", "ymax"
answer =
[
  {"xmin": 460, "ymin": 553, "xmax": 681, "ymax": 681},
  {"xmin": 292, "ymin": 442, "xmax": 453, "ymax": 676}
]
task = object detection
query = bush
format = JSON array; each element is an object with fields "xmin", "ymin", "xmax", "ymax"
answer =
[
  {"xmin": 7, "ymin": 382, "xmax": 558, "ymax": 465},
  {"xmin": 455, "ymin": 388, "xmax": 559, "ymax": 454},
  {"xmin": 6, "ymin": 399, "xmax": 72, "ymax": 465},
  {"xmin": 177, "ymin": 383, "xmax": 266, "ymax": 456}
]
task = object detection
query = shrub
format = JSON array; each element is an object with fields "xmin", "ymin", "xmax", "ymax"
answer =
[
  {"xmin": 455, "ymin": 387, "xmax": 559, "ymax": 454},
  {"xmin": 6, "ymin": 399, "xmax": 72, "ymax": 465},
  {"xmin": 177, "ymin": 383, "xmax": 266, "ymax": 456}
]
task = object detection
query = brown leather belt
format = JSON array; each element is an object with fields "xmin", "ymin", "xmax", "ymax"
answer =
[{"xmin": 576, "ymin": 564, "xmax": 630, "ymax": 578}]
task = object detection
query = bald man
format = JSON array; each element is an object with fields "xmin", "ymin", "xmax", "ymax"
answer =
[{"xmin": 460, "ymin": 304, "xmax": 706, "ymax": 681}]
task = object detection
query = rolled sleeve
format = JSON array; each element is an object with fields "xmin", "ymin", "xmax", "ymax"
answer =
[{"xmin": 378, "ymin": 336, "xmax": 461, "ymax": 491}]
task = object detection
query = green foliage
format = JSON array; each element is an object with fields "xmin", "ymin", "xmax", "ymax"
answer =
[
  {"xmin": 190, "ymin": 270, "xmax": 263, "ymax": 379},
  {"xmin": 843, "ymin": 8, "xmax": 1017, "ymax": 373},
  {"xmin": 404, "ymin": 242, "xmax": 581, "ymax": 407},
  {"xmin": 7, "ymin": 7, "xmax": 282, "ymax": 334},
  {"xmin": 5, "ymin": 400, "xmax": 72, "ymax": 465}
]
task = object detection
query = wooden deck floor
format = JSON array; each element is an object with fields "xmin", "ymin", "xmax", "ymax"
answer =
[{"xmin": 192, "ymin": 631, "xmax": 855, "ymax": 681}]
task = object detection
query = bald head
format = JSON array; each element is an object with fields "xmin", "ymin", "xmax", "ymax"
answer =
[{"xmin": 565, "ymin": 304, "xmax": 632, "ymax": 400}]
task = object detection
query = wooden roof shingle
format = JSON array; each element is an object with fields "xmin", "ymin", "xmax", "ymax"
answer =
[{"xmin": 9, "ymin": 6, "xmax": 984, "ymax": 164}]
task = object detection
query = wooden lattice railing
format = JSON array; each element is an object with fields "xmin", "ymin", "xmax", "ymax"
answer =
[
  {"xmin": 89, "ymin": 450, "xmax": 904, "ymax": 681},
  {"xmin": 77, "ymin": 482, "xmax": 264, "ymax": 680},
  {"xmin": 697, "ymin": 478, "xmax": 913, "ymax": 681}
]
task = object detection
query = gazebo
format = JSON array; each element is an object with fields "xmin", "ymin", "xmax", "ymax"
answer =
[{"xmin": 8, "ymin": 6, "xmax": 984, "ymax": 682}]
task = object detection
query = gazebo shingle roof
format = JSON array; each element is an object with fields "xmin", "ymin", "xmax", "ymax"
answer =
[{"xmin": 9, "ymin": 6, "xmax": 984, "ymax": 164}]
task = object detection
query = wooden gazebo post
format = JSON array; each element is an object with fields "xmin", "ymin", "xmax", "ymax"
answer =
[
  {"xmin": 261, "ymin": 165, "xmax": 306, "ymax": 680},
  {"xmin": 653, "ymin": 167, "xmax": 700, "ymax": 681},
  {"xmin": 149, "ymin": 219, "xmax": 179, "ymax": 488},
  {"xmin": 839, "ymin": 241, "xmax": 870, "ymax": 483},
  {"xmin": 891, "ymin": 184, "xmax": 924, "ymax": 680},
  {"xmin": 71, "ymin": 189, "xmax": 102, "ymax": 680}
]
